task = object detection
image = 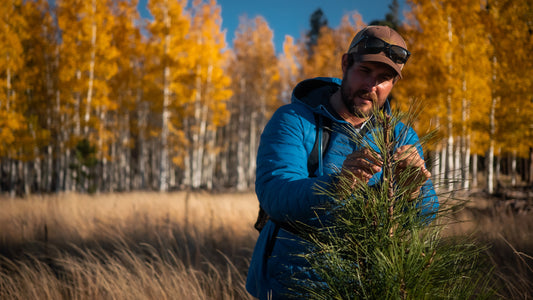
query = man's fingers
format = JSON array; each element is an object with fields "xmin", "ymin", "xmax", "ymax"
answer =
[
  {"xmin": 349, "ymin": 148, "xmax": 383, "ymax": 167},
  {"xmin": 343, "ymin": 149, "xmax": 382, "ymax": 175}
]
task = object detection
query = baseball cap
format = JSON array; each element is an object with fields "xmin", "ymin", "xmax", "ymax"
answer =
[{"xmin": 347, "ymin": 26, "xmax": 410, "ymax": 78}]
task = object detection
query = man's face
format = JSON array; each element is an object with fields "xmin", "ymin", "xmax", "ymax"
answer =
[{"xmin": 340, "ymin": 58, "xmax": 396, "ymax": 118}]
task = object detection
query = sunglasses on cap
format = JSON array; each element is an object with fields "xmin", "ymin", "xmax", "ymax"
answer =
[{"xmin": 351, "ymin": 35, "xmax": 411, "ymax": 64}]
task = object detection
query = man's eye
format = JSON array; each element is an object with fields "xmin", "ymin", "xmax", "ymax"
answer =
[{"xmin": 380, "ymin": 74, "xmax": 394, "ymax": 82}]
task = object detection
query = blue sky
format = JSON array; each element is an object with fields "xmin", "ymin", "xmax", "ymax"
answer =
[{"xmin": 137, "ymin": 0, "xmax": 406, "ymax": 53}]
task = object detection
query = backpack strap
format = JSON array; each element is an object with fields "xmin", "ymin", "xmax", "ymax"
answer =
[
  {"xmin": 255, "ymin": 112, "xmax": 332, "ymax": 232},
  {"xmin": 307, "ymin": 113, "xmax": 332, "ymax": 177}
]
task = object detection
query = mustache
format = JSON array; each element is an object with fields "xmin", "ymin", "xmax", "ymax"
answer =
[{"xmin": 355, "ymin": 90, "xmax": 378, "ymax": 102}]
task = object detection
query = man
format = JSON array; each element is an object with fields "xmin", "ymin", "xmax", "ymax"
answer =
[{"xmin": 246, "ymin": 25, "xmax": 439, "ymax": 299}]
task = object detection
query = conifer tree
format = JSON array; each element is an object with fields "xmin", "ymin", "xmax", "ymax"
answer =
[
  {"xmin": 306, "ymin": 8, "xmax": 328, "ymax": 56},
  {"xmin": 293, "ymin": 105, "xmax": 493, "ymax": 299}
]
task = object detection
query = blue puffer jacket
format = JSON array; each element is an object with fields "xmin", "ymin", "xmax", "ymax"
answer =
[{"xmin": 246, "ymin": 77, "xmax": 439, "ymax": 299}]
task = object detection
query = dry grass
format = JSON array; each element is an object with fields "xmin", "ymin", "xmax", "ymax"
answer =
[
  {"xmin": 0, "ymin": 190, "xmax": 532, "ymax": 299},
  {"xmin": 0, "ymin": 191, "xmax": 259, "ymax": 300},
  {"xmin": 442, "ymin": 189, "xmax": 533, "ymax": 299}
]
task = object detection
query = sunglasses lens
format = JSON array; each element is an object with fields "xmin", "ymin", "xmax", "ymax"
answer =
[
  {"xmin": 389, "ymin": 46, "xmax": 409, "ymax": 63},
  {"xmin": 353, "ymin": 36, "xmax": 410, "ymax": 64},
  {"xmin": 364, "ymin": 38, "xmax": 386, "ymax": 54}
]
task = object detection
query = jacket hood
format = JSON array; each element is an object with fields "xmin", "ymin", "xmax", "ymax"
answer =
[{"xmin": 291, "ymin": 77, "xmax": 341, "ymax": 111}]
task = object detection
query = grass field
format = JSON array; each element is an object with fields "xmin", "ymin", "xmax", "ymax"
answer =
[{"xmin": 0, "ymin": 191, "xmax": 531, "ymax": 299}]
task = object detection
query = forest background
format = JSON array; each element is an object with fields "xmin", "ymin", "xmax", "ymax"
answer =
[{"xmin": 0, "ymin": 0, "xmax": 532, "ymax": 196}]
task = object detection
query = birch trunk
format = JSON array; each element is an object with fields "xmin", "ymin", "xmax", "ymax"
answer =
[
  {"xmin": 9, "ymin": 160, "xmax": 16, "ymax": 197},
  {"xmin": 487, "ymin": 140, "xmax": 495, "ymax": 193},
  {"xmin": 159, "ymin": 2, "xmax": 171, "ymax": 192},
  {"xmin": 194, "ymin": 103, "xmax": 208, "ymax": 189},
  {"xmin": 461, "ymin": 80, "xmax": 470, "ymax": 190},
  {"xmin": 463, "ymin": 136, "xmax": 471, "ymax": 190},
  {"xmin": 433, "ymin": 148, "xmax": 441, "ymax": 188},
  {"xmin": 98, "ymin": 109, "xmax": 107, "ymax": 193},
  {"xmin": 511, "ymin": 150, "xmax": 517, "ymax": 187},
  {"xmin": 431, "ymin": 117, "xmax": 441, "ymax": 187},
  {"xmin": 204, "ymin": 129, "xmax": 216, "ymax": 189},
  {"xmin": 160, "ymin": 64, "xmax": 170, "ymax": 192},
  {"xmin": 190, "ymin": 84, "xmax": 201, "ymax": 188},
  {"xmin": 529, "ymin": 147, "xmax": 533, "ymax": 184},
  {"xmin": 84, "ymin": 0, "xmax": 97, "ymax": 136},
  {"xmin": 30, "ymin": 123, "xmax": 41, "ymax": 191},
  {"xmin": 136, "ymin": 89, "xmax": 147, "ymax": 189},
  {"xmin": 440, "ymin": 143, "xmax": 447, "ymax": 191},
  {"xmin": 248, "ymin": 110, "xmax": 258, "ymax": 187},
  {"xmin": 472, "ymin": 153, "xmax": 478, "ymax": 187},
  {"xmin": 446, "ymin": 97, "xmax": 454, "ymax": 191},
  {"xmin": 445, "ymin": 15, "xmax": 455, "ymax": 191},
  {"xmin": 454, "ymin": 142, "xmax": 461, "ymax": 190},
  {"xmin": 236, "ymin": 78, "xmax": 247, "ymax": 191},
  {"xmin": 487, "ymin": 56, "xmax": 498, "ymax": 194},
  {"xmin": 495, "ymin": 153, "xmax": 501, "ymax": 184},
  {"xmin": 183, "ymin": 117, "xmax": 191, "ymax": 187}
]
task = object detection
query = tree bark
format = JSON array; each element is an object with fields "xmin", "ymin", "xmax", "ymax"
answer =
[
  {"xmin": 159, "ymin": 2, "xmax": 171, "ymax": 192},
  {"xmin": 487, "ymin": 56, "xmax": 497, "ymax": 194}
]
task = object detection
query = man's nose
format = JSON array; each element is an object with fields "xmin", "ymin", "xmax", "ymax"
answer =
[{"xmin": 363, "ymin": 76, "xmax": 379, "ymax": 90}]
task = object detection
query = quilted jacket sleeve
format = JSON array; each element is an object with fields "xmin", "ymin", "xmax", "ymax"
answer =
[
  {"xmin": 255, "ymin": 104, "xmax": 333, "ymax": 224},
  {"xmin": 393, "ymin": 124, "xmax": 439, "ymax": 220}
]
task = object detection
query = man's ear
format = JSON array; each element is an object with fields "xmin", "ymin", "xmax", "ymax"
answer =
[{"xmin": 341, "ymin": 53, "xmax": 349, "ymax": 74}]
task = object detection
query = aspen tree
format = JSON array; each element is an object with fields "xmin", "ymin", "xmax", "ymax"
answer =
[
  {"xmin": 108, "ymin": 0, "xmax": 143, "ymax": 191},
  {"xmin": 145, "ymin": 0, "xmax": 193, "ymax": 191},
  {"xmin": 398, "ymin": 0, "xmax": 470, "ymax": 191},
  {"xmin": 484, "ymin": 0, "xmax": 533, "ymax": 188},
  {"xmin": 0, "ymin": 0, "xmax": 28, "ymax": 195},
  {"xmin": 278, "ymin": 35, "xmax": 300, "ymax": 103},
  {"xmin": 185, "ymin": 0, "xmax": 231, "ymax": 189},
  {"xmin": 56, "ymin": 0, "xmax": 118, "ymax": 192},
  {"xmin": 301, "ymin": 13, "xmax": 365, "ymax": 80},
  {"xmin": 229, "ymin": 16, "xmax": 280, "ymax": 190},
  {"xmin": 20, "ymin": 0, "xmax": 57, "ymax": 192},
  {"xmin": 445, "ymin": 0, "xmax": 492, "ymax": 190},
  {"xmin": 300, "ymin": 26, "xmax": 337, "ymax": 78}
]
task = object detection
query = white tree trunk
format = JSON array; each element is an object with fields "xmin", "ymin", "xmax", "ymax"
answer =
[
  {"xmin": 440, "ymin": 144, "xmax": 447, "ymax": 191},
  {"xmin": 487, "ymin": 56, "xmax": 498, "ymax": 194},
  {"xmin": 248, "ymin": 110, "xmax": 258, "ymax": 187},
  {"xmin": 529, "ymin": 147, "xmax": 533, "ymax": 185},
  {"xmin": 236, "ymin": 78, "xmax": 247, "ymax": 191},
  {"xmin": 136, "ymin": 90, "xmax": 147, "ymax": 189},
  {"xmin": 487, "ymin": 135, "xmax": 495, "ymax": 193},
  {"xmin": 472, "ymin": 153, "xmax": 478, "ymax": 187},
  {"xmin": 511, "ymin": 150, "xmax": 517, "ymax": 186},
  {"xmin": 159, "ymin": 2, "xmax": 171, "ymax": 192},
  {"xmin": 431, "ymin": 117, "xmax": 441, "ymax": 187},
  {"xmin": 461, "ymin": 80, "xmax": 470, "ymax": 190},
  {"xmin": 433, "ymin": 148, "xmax": 441, "ymax": 189},
  {"xmin": 85, "ymin": 0, "xmax": 97, "ymax": 136},
  {"xmin": 463, "ymin": 137, "xmax": 471, "ymax": 190},
  {"xmin": 446, "ymin": 116, "xmax": 454, "ymax": 191}
]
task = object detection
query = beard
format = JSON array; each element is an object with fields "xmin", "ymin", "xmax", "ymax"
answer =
[{"xmin": 340, "ymin": 81, "xmax": 378, "ymax": 118}]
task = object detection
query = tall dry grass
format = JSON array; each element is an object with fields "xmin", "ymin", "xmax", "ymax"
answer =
[
  {"xmin": 443, "ymin": 191, "xmax": 533, "ymax": 299},
  {"xmin": 0, "ymin": 191, "xmax": 259, "ymax": 299},
  {"xmin": 1, "ymin": 190, "xmax": 532, "ymax": 299}
]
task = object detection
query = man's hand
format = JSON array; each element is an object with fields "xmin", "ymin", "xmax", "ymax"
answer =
[
  {"xmin": 338, "ymin": 145, "xmax": 431, "ymax": 199},
  {"xmin": 392, "ymin": 145, "xmax": 431, "ymax": 199},
  {"xmin": 340, "ymin": 148, "xmax": 382, "ymax": 189}
]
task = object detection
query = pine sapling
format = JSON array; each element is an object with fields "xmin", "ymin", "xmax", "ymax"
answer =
[{"xmin": 292, "ymin": 104, "xmax": 493, "ymax": 299}]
